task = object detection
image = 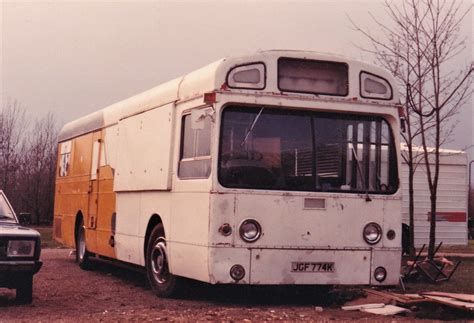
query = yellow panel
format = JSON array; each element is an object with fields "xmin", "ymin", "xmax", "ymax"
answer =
[
  {"xmin": 54, "ymin": 130, "xmax": 118, "ymax": 260},
  {"xmin": 72, "ymin": 133, "xmax": 94, "ymax": 176},
  {"xmin": 95, "ymin": 165, "xmax": 117, "ymax": 258}
]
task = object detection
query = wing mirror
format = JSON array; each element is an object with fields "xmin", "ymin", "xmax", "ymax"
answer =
[{"xmin": 191, "ymin": 108, "xmax": 214, "ymax": 130}]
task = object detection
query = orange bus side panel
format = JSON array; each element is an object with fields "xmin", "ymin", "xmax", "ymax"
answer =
[
  {"xmin": 54, "ymin": 130, "xmax": 118, "ymax": 260},
  {"xmin": 95, "ymin": 164, "xmax": 117, "ymax": 258}
]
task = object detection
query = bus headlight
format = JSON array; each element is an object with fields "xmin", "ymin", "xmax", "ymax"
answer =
[
  {"xmin": 363, "ymin": 222, "xmax": 382, "ymax": 245},
  {"xmin": 7, "ymin": 240, "xmax": 36, "ymax": 257},
  {"xmin": 239, "ymin": 219, "xmax": 262, "ymax": 242}
]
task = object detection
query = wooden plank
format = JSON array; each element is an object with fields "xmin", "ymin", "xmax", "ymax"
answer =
[
  {"xmin": 421, "ymin": 292, "xmax": 474, "ymax": 303},
  {"xmin": 423, "ymin": 295, "xmax": 474, "ymax": 311},
  {"xmin": 362, "ymin": 305, "xmax": 410, "ymax": 316},
  {"xmin": 342, "ymin": 303, "xmax": 385, "ymax": 311},
  {"xmin": 364, "ymin": 289, "xmax": 426, "ymax": 305}
]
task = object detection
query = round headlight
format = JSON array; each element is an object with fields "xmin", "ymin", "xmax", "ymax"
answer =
[
  {"xmin": 239, "ymin": 219, "xmax": 262, "ymax": 242},
  {"xmin": 363, "ymin": 222, "xmax": 382, "ymax": 245}
]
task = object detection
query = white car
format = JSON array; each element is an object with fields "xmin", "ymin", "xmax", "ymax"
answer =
[{"xmin": 0, "ymin": 190, "xmax": 42, "ymax": 304}]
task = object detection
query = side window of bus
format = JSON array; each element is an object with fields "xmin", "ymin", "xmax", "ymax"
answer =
[
  {"xmin": 178, "ymin": 113, "xmax": 211, "ymax": 179},
  {"xmin": 59, "ymin": 140, "xmax": 72, "ymax": 177}
]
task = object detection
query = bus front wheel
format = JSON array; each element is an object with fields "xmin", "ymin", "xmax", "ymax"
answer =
[{"xmin": 146, "ymin": 224, "xmax": 182, "ymax": 298}]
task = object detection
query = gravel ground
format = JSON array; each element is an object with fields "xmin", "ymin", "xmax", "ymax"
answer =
[{"xmin": 0, "ymin": 249, "xmax": 471, "ymax": 321}]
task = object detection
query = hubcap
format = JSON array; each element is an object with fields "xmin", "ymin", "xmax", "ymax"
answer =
[
  {"xmin": 151, "ymin": 239, "xmax": 169, "ymax": 284},
  {"xmin": 78, "ymin": 226, "xmax": 86, "ymax": 261}
]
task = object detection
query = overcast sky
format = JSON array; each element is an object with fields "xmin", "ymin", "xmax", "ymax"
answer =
[{"xmin": 1, "ymin": 0, "xmax": 472, "ymax": 155}]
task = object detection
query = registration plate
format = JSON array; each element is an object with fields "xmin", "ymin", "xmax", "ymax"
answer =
[{"xmin": 291, "ymin": 262, "xmax": 335, "ymax": 272}]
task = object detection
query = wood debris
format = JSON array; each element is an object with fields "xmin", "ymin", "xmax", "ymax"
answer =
[
  {"xmin": 361, "ymin": 305, "xmax": 410, "ymax": 316},
  {"xmin": 423, "ymin": 295, "xmax": 474, "ymax": 312},
  {"xmin": 421, "ymin": 291, "xmax": 474, "ymax": 303},
  {"xmin": 342, "ymin": 303, "xmax": 410, "ymax": 316},
  {"xmin": 341, "ymin": 303, "xmax": 385, "ymax": 311},
  {"xmin": 361, "ymin": 289, "xmax": 474, "ymax": 313},
  {"xmin": 364, "ymin": 289, "xmax": 426, "ymax": 305}
]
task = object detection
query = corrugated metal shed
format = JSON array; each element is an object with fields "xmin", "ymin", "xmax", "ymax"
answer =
[{"xmin": 401, "ymin": 145, "xmax": 468, "ymax": 246}]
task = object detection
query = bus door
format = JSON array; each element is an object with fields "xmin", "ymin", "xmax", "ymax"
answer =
[{"xmin": 87, "ymin": 132, "xmax": 102, "ymax": 252}]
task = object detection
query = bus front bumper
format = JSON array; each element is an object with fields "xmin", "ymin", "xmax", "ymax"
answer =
[{"xmin": 208, "ymin": 247, "xmax": 400, "ymax": 286}]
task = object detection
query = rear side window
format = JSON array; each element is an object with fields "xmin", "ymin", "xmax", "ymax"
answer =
[
  {"xmin": 59, "ymin": 140, "xmax": 72, "ymax": 177},
  {"xmin": 178, "ymin": 113, "xmax": 211, "ymax": 179}
]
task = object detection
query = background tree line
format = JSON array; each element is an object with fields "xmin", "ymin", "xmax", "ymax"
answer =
[{"xmin": 0, "ymin": 100, "xmax": 59, "ymax": 224}]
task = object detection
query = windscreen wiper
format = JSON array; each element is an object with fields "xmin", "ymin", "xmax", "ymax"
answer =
[{"xmin": 240, "ymin": 107, "xmax": 264, "ymax": 147}]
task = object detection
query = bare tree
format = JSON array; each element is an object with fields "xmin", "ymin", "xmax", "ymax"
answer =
[
  {"xmin": 20, "ymin": 113, "xmax": 58, "ymax": 224},
  {"xmin": 1, "ymin": 99, "xmax": 60, "ymax": 224},
  {"xmin": 351, "ymin": 0, "xmax": 472, "ymax": 258},
  {"xmin": 0, "ymin": 100, "xmax": 28, "ymax": 205}
]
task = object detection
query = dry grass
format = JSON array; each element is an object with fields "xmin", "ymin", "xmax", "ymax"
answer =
[
  {"xmin": 29, "ymin": 225, "xmax": 61, "ymax": 249},
  {"xmin": 404, "ymin": 257, "xmax": 474, "ymax": 294}
]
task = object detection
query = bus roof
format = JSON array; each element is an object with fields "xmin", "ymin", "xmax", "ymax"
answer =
[{"xmin": 58, "ymin": 50, "xmax": 399, "ymax": 142}]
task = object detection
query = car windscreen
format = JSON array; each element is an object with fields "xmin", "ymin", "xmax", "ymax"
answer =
[
  {"xmin": 0, "ymin": 193, "xmax": 16, "ymax": 222},
  {"xmin": 218, "ymin": 105, "xmax": 398, "ymax": 194}
]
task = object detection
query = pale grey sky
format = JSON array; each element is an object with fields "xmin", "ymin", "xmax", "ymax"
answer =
[{"xmin": 1, "ymin": 0, "xmax": 472, "ymax": 155}]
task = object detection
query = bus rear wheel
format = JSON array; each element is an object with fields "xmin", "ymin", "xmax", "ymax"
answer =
[
  {"xmin": 146, "ymin": 224, "xmax": 182, "ymax": 298},
  {"xmin": 76, "ymin": 218, "xmax": 93, "ymax": 270}
]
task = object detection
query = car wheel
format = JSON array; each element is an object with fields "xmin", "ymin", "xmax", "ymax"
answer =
[
  {"xmin": 16, "ymin": 275, "xmax": 33, "ymax": 304},
  {"xmin": 146, "ymin": 223, "xmax": 182, "ymax": 298},
  {"xmin": 76, "ymin": 218, "xmax": 92, "ymax": 270}
]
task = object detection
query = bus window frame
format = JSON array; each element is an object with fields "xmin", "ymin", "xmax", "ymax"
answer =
[
  {"xmin": 225, "ymin": 62, "xmax": 267, "ymax": 90},
  {"xmin": 359, "ymin": 70, "xmax": 394, "ymax": 101},
  {"xmin": 58, "ymin": 140, "xmax": 72, "ymax": 177},
  {"xmin": 217, "ymin": 104, "xmax": 399, "ymax": 195},
  {"xmin": 277, "ymin": 57, "xmax": 349, "ymax": 97},
  {"xmin": 177, "ymin": 110, "xmax": 213, "ymax": 180}
]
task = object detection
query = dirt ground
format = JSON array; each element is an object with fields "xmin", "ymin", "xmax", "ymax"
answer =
[{"xmin": 0, "ymin": 249, "xmax": 472, "ymax": 321}]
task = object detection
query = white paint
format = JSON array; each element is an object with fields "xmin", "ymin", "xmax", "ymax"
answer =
[
  {"xmin": 114, "ymin": 103, "xmax": 175, "ymax": 191},
  {"xmin": 401, "ymin": 146, "xmax": 468, "ymax": 246}
]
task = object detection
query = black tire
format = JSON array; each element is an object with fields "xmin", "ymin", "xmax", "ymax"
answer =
[
  {"xmin": 16, "ymin": 275, "xmax": 33, "ymax": 304},
  {"xmin": 295, "ymin": 285, "xmax": 332, "ymax": 303},
  {"xmin": 402, "ymin": 224, "xmax": 410, "ymax": 256},
  {"xmin": 146, "ymin": 223, "xmax": 182, "ymax": 298},
  {"xmin": 76, "ymin": 218, "xmax": 93, "ymax": 270}
]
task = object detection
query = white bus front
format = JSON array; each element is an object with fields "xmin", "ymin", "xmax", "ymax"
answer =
[
  {"xmin": 208, "ymin": 102, "xmax": 401, "ymax": 286},
  {"xmin": 203, "ymin": 56, "xmax": 402, "ymax": 286}
]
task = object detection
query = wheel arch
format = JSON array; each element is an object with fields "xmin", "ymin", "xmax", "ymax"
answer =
[
  {"xmin": 144, "ymin": 214, "xmax": 164, "ymax": 260},
  {"xmin": 74, "ymin": 210, "xmax": 85, "ymax": 248}
]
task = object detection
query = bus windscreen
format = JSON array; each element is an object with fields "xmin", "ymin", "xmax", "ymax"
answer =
[{"xmin": 218, "ymin": 106, "xmax": 398, "ymax": 194}]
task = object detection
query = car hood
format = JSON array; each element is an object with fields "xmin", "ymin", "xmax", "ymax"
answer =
[{"xmin": 0, "ymin": 222, "xmax": 40, "ymax": 238}]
